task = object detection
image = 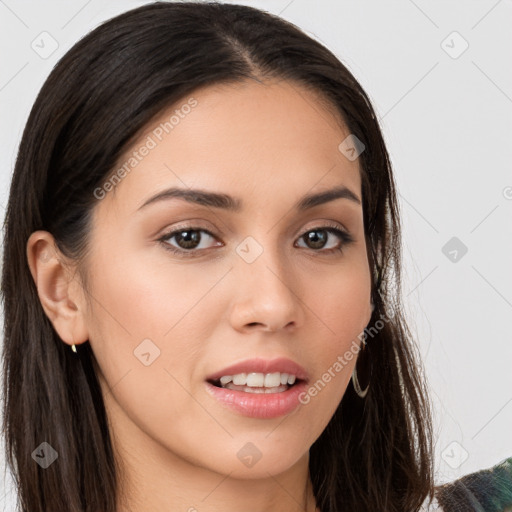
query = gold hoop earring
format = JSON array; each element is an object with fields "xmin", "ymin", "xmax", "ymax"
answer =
[{"xmin": 351, "ymin": 338, "xmax": 371, "ymax": 398}]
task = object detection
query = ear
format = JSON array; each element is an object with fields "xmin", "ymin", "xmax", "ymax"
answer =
[{"xmin": 26, "ymin": 230, "xmax": 89, "ymax": 348}]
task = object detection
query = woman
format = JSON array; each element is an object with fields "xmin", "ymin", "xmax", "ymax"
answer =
[{"xmin": 1, "ymin": 2, "xmax": 508, "ymax": 511}]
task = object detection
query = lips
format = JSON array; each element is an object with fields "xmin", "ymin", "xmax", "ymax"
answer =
[
  {"xmin": 205, "ymin": 357, "xmax": 309, "ymax": 384},
  {"xmin": 204, "ymin": 379, "xmax": 309, "ymax": 419},
  {"xmin": 204, "ymin": 357, "xmax": 310, "ymax": 418}
]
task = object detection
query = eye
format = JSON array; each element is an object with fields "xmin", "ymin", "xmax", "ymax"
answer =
[
  {"xmin": 295, "ymin": 224, "xmax": 354, "ymax": 254},
  {"xmin": 158, "ymin": 226, "xmax": 220, "ymax": 255}
]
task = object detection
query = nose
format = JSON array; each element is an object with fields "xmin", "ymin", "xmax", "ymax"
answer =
[{"xmin": 229, "ymin": 247, "xmax": 305, "ymax": 334}]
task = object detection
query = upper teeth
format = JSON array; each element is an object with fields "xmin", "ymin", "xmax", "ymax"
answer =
[{"xmin": 219, "ymin": 372, "xmax": 296, "ymax": 387}]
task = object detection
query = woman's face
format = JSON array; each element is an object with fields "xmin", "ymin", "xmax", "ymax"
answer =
[{"xmin": 81, "ymin": 79, "xmax": 372, "ymax": 479}]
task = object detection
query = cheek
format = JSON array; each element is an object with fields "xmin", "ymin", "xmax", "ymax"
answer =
[
  {"xmin": 301, "ymin": 258, "xmax": 371, "ymax": 404},
  {"xmin": 84, "ymin": 253, "xmax": 228, "ymax": 457},
  {"xmin": 86, "ymin": 240, "xmax": 227, "ymax": 338},
  {"xmin": 310, "ymin": 256, "xmax": 371, "ymax": 346},
  {"xmin": 84, "ymin": 245, "xmax": 232, "ymax": 401}
]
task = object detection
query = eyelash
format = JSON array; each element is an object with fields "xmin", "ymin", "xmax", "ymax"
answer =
[{"xmin": 157, "ymin": 222, "xmax": 355, "ymax": 258}]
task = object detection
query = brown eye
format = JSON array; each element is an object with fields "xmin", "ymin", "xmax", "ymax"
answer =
[
  {"xmin": 170, "ymin": 229, "xmax": 202, "ymax": 250},
  {"xmin": 303, "ymin": 229, "xmax": 329, "ymax": 249},
  {"xmin": 159, "ymin": 227, "xmax": 221, "ymax": 255},
  {"xmin": 296, "ymin": 226, "xmax": 354, "ymax": 254}
]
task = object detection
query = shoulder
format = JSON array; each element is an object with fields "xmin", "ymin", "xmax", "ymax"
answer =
[{"xmin": 428, "ymin": 456, "xmax": 512, "ymax": 512}]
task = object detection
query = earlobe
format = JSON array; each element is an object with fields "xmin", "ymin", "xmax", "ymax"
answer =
[{"xmin": 26, "ymin": 230, "xmax": 89, "ymax": 347}]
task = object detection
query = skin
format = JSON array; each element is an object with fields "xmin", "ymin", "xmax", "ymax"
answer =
[{"xmin": 27, "ymin": 78, "xmax": 373, "ymax": 512}]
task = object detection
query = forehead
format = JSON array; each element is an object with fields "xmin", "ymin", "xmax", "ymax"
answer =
[{"xmin": 98, "ymin": 78, "xmax": 362, "ymax": 217}]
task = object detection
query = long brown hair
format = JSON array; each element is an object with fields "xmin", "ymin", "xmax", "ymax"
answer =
[{"xmin": 1, "ymin": 2, "xmax": 436, "ymax": 510}]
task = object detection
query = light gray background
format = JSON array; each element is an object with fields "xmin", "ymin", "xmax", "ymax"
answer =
[{"xmin": 1, "ymin": 0, "xmax": 511, "ymax": 509}]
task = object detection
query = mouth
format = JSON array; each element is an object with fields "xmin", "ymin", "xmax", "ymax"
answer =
[
  {"xmin": 207, "ymin": 371, "xmax": 305, "ymax": 394},
  {"xmin": 204, "ymin": 358, "xmax": 310, "ymax": 419}
]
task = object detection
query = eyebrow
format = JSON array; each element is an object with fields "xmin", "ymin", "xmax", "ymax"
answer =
[{"xmin": 137, "ymin": 184, "xmax": 361, "ymax": 212}]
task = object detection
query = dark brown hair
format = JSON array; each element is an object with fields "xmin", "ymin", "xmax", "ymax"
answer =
[{"xmin": 1, "ymin": 2, "xmax": 436, "ymax": 511}]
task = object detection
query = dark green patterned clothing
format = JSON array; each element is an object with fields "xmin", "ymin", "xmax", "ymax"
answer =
[{"xmin": 421, "ymin": 456, "xmax": 512, "ymax": 511}]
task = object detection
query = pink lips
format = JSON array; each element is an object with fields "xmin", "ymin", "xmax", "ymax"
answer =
[{"xmin": 204, "ymin": 357, "xmax": 309, "ymax": 419}]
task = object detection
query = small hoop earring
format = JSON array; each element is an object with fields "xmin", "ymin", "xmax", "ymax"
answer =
[{"xmin": 351, "ymin": 338, "xmax": 371, "ymax": 398}]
